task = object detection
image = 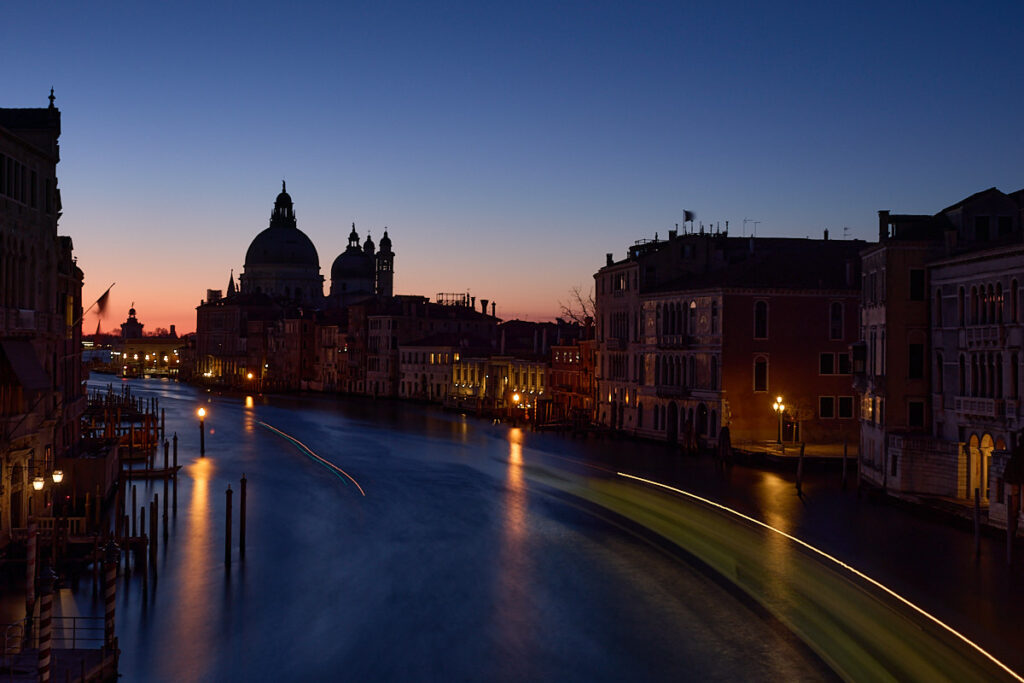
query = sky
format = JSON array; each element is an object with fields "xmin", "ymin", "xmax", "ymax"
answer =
[{"xmin": 4, "ymin": 1, "xmax": 1022, "ymax": 333}]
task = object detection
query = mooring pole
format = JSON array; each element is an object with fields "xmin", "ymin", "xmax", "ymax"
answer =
[
  {"xmin": 225, "ymin": 485, "xmax": 233, "ymax": 567},
  {"xmin": 240, "ymin": 474, "xmax": 247, "ymax": 559}
]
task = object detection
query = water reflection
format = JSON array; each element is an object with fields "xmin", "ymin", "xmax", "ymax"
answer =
[
  {"xmin": 494, "ymin": 428, "xmax": 532, "ymax": 661},
  {"xmin": 161, "ymin": 456, "xmax": 215, "ymax": 675}
]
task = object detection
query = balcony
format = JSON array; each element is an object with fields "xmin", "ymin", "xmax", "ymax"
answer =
[
  {"xmin": 656, "ymin": 334, "xmax": 690, "ymax": 349},
  {"xmin": 954, "ymin": 396, "xmax": 1003, "ymax": 419},
  {"xmin": 959, "ymin": 325, "xmax": 1005, "ymax": 349},
  {"xmin": 655, "ymin": 385, "xmax": 689, "ymax": 399}
]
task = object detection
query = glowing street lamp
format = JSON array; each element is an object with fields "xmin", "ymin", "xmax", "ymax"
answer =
[
  {"xmin": 32, "ymin": 476, "xmax": 45, "ymax": 491},
  {"xmin": 198, "ymin": 407, "xmax": 207, "ymax": 456},
  {"xmin": 51, "ymin": 470, "xmax": 64, "ymax": 484},
  {"xmin": 247, "ymin": 372, "xmax": 253, "ymax": 380},
  {"xmin": 772, "ymin": 396, "xmax": 785, "ymax": 444}
]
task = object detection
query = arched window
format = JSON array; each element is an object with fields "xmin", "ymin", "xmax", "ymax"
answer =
[
  {"xmin": 996, "ymin": 282, "xmax": 1003, "ymax": 323},
  {"xmin": 688, "ymin": 301, "xmax": 697, "ymax": 335},
  {"xmin": 711, "ymin": 301, "xmax": 719, "ymax": 335},
  {"xmin": 1012, "ymin": 279, "xmax": 1020, "ymax": 323},
  {"xmin": 971, "ymin": 286, "xmax": 979, "ymax": 325},
  {"xmin": 710, "ymin": 355, "xmax": 718, "ymax": 390},
  {"xmin": 754, "ymin": 301, "xmax": 768, "ymax": 339},
  {"xmin": 959, "ymin": 354, "xmax": 966, "ymax": 395},
  {"xmin": 987, "ymin": 284, "xmax": 995, "ymax": 324},
  {"xmin": 935, "ymin": 353, "xmax": 943, "ymax": 393},
  {"xmin": 829, "ymin": 302, "xmax": 843, "ymax": 340},
  {"xmin": 958, "ymin": 286, "xmax": 965, "ymax": 327},
  {"xmin": 753, "ymin": 356, "xmax": 767, "ymax": 392},
  {"xmin": 1011, "ymin": 353, "xmax": 1019, "ymax": 399}
]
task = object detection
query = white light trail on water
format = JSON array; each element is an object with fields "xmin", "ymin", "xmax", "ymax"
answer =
[
  {"xmin": 616, "ymin": 472, "xmax": 1023, "ymax": 683},
  {"xmin": 258, "ymin": 421, "xmax": 366, "ymax": 497}
]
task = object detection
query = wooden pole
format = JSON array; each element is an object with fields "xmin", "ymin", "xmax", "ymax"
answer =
[
  {"xmin": 163, "ymin": 440, "xmax": 169, "ymax": 471},
  {"xmin": 796, "ymin": 442, "xmax": 805, "ymax": 496},
  {"xmin": 37, "ymin": 573, "xmax": 53, "ymax": 682},
  {"xmin": 163, "ymin": 474, "xmax": 169, "ymax": 540},
  {"xmin": 131, "ymin": 486, "xmax": 137, "ymax": 537},
  {"xmin": 974, "ymin": 487, "xmax": 981, "ymax": 560},
  {"xmin": 240, "ymin": 475, "xmax": 247, "ymax": 560},
  {"xmin": 25, "ymin": 517, "xmax": 37, "ymax": 624},
  {"xmin": 841, "ymin": 440, "xmax": 848, "ymax": 491},
  {"xmin": 161, "ymin": 408, "xmax": 165, "ymax": 441},
  {"xmin": 225, "ymin": 485, "xmax": 233, "ymax": 567},
  {"xmin": 173, "ymin": 432, "xmax": 178, "ymax": 468},
  {"xmin": 150, "ymin": 498, "xmax": 158, "ymax": 569},
  {"xmin": 104, "ymin": 545, "xmax": 118, "ymax": 649}
]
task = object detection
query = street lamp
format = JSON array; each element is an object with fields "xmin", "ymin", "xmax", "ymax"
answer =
[
  {"xmin": 772, "ymin": 396, "xmax": 785, "ymax": 444},
  {"xmin": 51, "ymin": 470, "xmax": 63, "ymax": 484},
  {"xmin": 198, "ymin": 407, "xmax": 207, "ymax": 456},
  {"xmin": 32, "ymin": 476, "xmax": 45, "ymax": 491}
]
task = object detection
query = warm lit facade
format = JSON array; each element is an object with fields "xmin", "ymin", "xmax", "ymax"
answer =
[{"xmin": 595, "ymin": 229, "xmax": 864, "ymax": 449}]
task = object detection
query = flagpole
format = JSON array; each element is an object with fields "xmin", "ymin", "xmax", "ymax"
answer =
[{"xmin": 74, "ymin": 282, "xmax": 115, "ymax": 327}]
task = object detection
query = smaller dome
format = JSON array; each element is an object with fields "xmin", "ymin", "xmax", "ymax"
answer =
[
  {"xmin": 331, "ymin": 248, "xmax": 373, "ymax": 281},
  {"xmin": 128, "ymin": 307, "xmax": 136, "ymax": 317},
  {"xmin": 363, "ymin": 232, "xmax": 375, "ymax": 254},
  {"xmin": 379, "ymin": 229, "xmax": 392, "ymax": 250},
  {"xmin": 276, "ymin": 180, "xmax": 292, "ymax": 208}
]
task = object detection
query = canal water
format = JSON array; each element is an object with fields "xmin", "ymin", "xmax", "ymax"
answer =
[{"xmin": 49, "ymin": 378, "xmax": 832, "ymax": 682}]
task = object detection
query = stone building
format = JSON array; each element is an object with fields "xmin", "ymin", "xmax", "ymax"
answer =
[
  {"xmin": 0, "ymin": 92, "xmax": 85, "ymax": 538},
  {"xmin": 855, "ymin": 187, "xmax": 1023, "ymax": 529},
  {"xmin": 595, "ymin": 228, "xmax": 863, "ymax": 449}
]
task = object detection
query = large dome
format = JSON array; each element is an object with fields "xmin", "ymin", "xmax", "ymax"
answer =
[
  {"xmin": 245, "ymin": 226, "xmax": 320, "ymax": 268},
  {"xmin": 330, "ymin": 247, "xmax": 371, "ymax": 280},
  {"xmin": 243, "ymin": 181, "xmax": 319, "ymax": 268}
]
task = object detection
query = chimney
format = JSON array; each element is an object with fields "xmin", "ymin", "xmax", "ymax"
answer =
[
  {"xmin": 824, "ymin": 228, "xmax": 829, "ymax": 241},
  {"xmin": 480, "ymin": 298, "xmax": 489, "ymax": 315},
  {"xmin": 169, "ymin": 324, "xmax": 177, "ymax": 338},
  {"xmin": 668, "ymin": 227, "xmax": 677, "ymax": 240},
  {"xmin": 470, "ymin": 296, "xmax": 476, "ymax": 310},
  {"xmin": 878, "ymin": 210, "xmax": 890, "ymax": 242},
  {"xmin": 606, "ymin": 253, "xmax": 613, "ymax": 266},
  {"xmin": 491, "ymin": 301, "xmax": 496, "ymax": 317}
]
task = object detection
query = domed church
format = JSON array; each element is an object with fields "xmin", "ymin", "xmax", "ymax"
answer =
[
  {"xmin": 329, "ymin": 223, "xmax": 395, "ymax": 307},
  {"xmin": 239, "ymin": 182, "xmax": 324, "ymax": 306}
]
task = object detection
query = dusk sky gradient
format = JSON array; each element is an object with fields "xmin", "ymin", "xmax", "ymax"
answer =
[{"xmin": 5, "ymin": 1, "xmax": 1022, "ymax": 333}]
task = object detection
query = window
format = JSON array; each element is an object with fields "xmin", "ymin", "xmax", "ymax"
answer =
[
  {"xmin": 975, "ymin": 216, "xmax": 990, "ymax": 242},
  {"xmin": 935, "ymin": 353, "xmax": 943, "ymax": 393},
  {"xmin": 754, "ymin": 301, "xmax": 768, "ymax": 339},
  {"xmin": 819, "ymin": 396, "xmax": 835, "ymax": 418},
  {"xmin": 688, "ymin": 301, "xmax": 697, "ymax": 335},
  {"xmin": 710, "ymin": 301, "xmax": 718, "ymax": 335},
  {"xmin": 934, "ymin": 289, "xmax": 943, "ymax": 326},
  {"xmin": 958, "ymin": 287, "xmax": 965, "ymax": 327},
  {"xmin": 998, "ymin": 216, "xmax": 1012, "ymax": 236},
  {"xmin": 829, "ymin": 302, "xmax": 843, "ymax": 340},
  {"xmin": 908, "ymin": 401, "xmax": 925, "ymax": 428},
  {"xmin": 753, "ymin": 357, "xmax": 767, "ymax": 392},
  {"xmin": 909, "ymin": 269, "xmax": 925, "ymax": 301},
  {"xmin": 819, "ymin": 353, "xmax": 835, "ymax": 375},
  {"xmin": 838, "ymin": 396, "xmax": 854, "ymax": 419},
  {"xmin": 908, "ymin": 344, "xmax": 924, "ymax": 379},
  {"xmin": 837, "ymin": 353, "xmax": 851, "ymax": 374}
]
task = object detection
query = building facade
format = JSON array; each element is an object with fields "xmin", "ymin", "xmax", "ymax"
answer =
[{"xmin": 0, "ymin": 93, "xmax": 85, "ymax": 538}]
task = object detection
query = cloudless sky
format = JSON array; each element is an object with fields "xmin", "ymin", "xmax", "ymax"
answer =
[{"xmin": 4, "ymin": 1, "xmax": 1022, "ymax": 332}]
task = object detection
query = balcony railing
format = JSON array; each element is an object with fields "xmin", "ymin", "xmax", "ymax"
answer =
[
  {"xmin": 954, "ymin": 396, "xmax": 1003, "ymax": 418},
  {"xmin": 656, "ymin": 334, "xmax": 690, "ymax": 349}
]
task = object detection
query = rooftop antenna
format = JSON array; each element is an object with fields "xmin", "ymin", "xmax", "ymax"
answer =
[
  {"xmin": 743, "ymin": 218, "xmax": 762, "ymax": 237},
  {"xmin": 843, "ymin": 226, "xmax": 851, "ymax": 239}
]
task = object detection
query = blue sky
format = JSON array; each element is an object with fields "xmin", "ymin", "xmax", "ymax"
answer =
[{"xmin": 4, "ymin": 1, "xmax": 1022, "ymax": 330}]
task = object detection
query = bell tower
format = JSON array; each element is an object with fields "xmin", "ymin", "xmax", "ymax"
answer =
[{"xmin": 376, "ymin": 229, "xmax": 394, "ymax": 298}]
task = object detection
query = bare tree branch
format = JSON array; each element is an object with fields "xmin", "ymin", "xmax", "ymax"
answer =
[{"xmin": 558, "ymin": 285, "xmax": 595, "ymax": 326}]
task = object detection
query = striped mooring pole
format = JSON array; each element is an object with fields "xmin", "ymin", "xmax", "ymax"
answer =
[
  {"xmin": 25, "ymin": 517, "xmax": 37, "ymax": 622},
  {"xmin": 104, "ymin": 543, "xmax": 120, "ymax": 649},
  {"xmin": 37, "ymin": 568, "xmax": 56, "ymax": 682}
]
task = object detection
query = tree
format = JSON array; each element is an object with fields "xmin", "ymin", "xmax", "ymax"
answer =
[{"xmin": 558, "ymin": 286, "xmax": 595, "ymax": 327}]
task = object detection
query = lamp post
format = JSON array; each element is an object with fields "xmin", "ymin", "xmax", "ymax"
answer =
[
  {"xmin": 511, "ymin": 392, "xmax": 520, "ymax": 423},
  {"xmin": 198, "ymin": 407, "xmax": 206, "ymax": 456},
  {"xmin": 772, "ymin": 396, "xmax": 785, "ymax": 444}
]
